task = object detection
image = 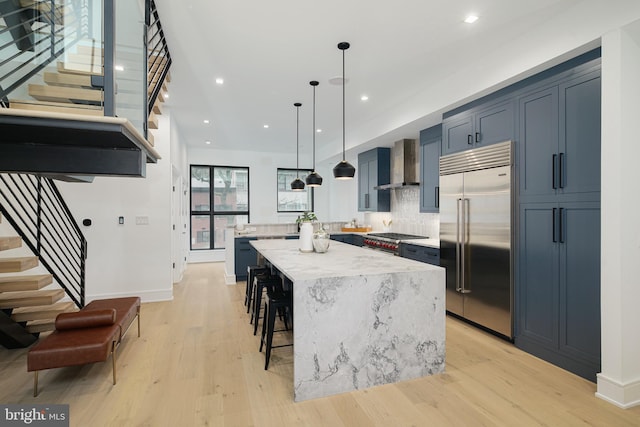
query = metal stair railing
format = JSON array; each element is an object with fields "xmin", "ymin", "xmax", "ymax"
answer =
[
  {"xmin": 0, "ymin": 173, "xmax": 86, "ymax": 308},
  {"xmin": 0, "ymin": 0, "xmax": 90, "ymax": 104},
  {"xmin": 146, "ymin": 0, "xmax": 171, "ymax": 115}
]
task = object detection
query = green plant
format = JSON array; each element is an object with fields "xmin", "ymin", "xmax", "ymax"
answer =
[{"xmin": 296, "ymin": 211, "xmax": 317, "ymax": 224}]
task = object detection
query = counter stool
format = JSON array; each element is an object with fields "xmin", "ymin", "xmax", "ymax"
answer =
[
  {"xmin": 251, "ymin": 275, "xmax": 281, "ymax": 336},
  {"xmin": 245, "ymin": 265, "xmax": 269, "ymax": 311},
  {"xmin": 259, "ymin": 289, "xmax": 293, "ymax": 370}
]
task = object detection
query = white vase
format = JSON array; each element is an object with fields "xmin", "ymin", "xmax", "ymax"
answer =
[{"xmin": 299, "ymin": 222, "xmax": 314, "ymax": 252}]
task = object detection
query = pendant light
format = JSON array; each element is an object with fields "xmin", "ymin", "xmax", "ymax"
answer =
[
  {"xmin": 333, "ymin": 41, "xmax": 356, "ymax": 179},
  {"xmin": 306, "ymin": 80, "xmax": 323, "ymax": 187},
  {"xmin": 291, "ymin": 102, "xmax": 305, "ymax": 191}
]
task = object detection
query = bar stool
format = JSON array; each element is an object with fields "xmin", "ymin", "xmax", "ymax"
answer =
[
  {"xmin": 245, "ymin": 265, "xmax": 269, "ymax": 311},
  {"xmin": 251, "ymin": 275, "xmax": 281, "ymax": 335},
  {"xmin": 259, "ymin": 289, "xmax": 293, "ymax": 370}
]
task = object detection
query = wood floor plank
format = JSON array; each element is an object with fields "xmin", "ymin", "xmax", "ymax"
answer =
[{"xmin": 0, "ymin": 262, "xmax": 638, "ymax": 426}]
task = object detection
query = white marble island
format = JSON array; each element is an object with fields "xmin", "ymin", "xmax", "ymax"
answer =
[{"xmin": 251, "ymin": 239, "xmax": 445, "ymax": 402}]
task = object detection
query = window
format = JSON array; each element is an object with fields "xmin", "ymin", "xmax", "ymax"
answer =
[
  {"xmin": 190, "ymin": 165, "xmax": 249, "ymax": 250},
  {"xmin": 277, "ymin": 168, "xmax": 314, "ymax": 212}
]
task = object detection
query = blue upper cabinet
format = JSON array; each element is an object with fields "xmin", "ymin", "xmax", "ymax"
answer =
[
  {"xmin": 519, "ymin": 69, "xmax": 601, "ymax": 202},
  {"xmin": 419, "ymin": 124, "xmax": 441, "ymax": 213},
  {"xmin": 358, "ymin": 147, "xmax": 391, "ymax": 212},
  {"xmin": 442, "ymin": 99, "xmax": 515, "ymax": 156}
]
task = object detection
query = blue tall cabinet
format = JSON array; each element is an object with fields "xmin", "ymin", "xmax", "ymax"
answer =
[
  {"xmin": 358, "ymin": 147, "xmax": 391, "ymax": 212},
  {"xmin": 516, "ymin": 63, "xmax": 601, "ymax": 381}
]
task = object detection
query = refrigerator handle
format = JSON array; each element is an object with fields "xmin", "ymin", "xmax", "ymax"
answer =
[
  {"xmin": 460, "ymin": 198, "xmax": 471, "ymax": 294},
  {"xmin": 456, "ymin": 198, "xmax": 462, "ymax": 292}
]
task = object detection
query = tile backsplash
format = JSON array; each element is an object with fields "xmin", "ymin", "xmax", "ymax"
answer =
[{"xmin": 365, "ymin": 187, "xmax": 439, "ymax": 238}]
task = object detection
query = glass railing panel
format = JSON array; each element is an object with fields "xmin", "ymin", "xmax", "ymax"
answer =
[
  {"xmin": 0, "ymin": 0, "xmax": 95, "ymax": 108},
  {"xmin": 112, "ymin": 0, "xmax": 145, "ymax": 135}
]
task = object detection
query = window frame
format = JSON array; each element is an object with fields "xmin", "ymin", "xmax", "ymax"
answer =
[
  {"xmin": 190, "ymin": 164, "xmax": 250, "ymax": 250},
  {"xmin": 276, "ymin": 168, "xmax": 314, "ymax": 213}
]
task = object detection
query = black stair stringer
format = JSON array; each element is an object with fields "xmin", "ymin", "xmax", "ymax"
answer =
[{"xmin": 0, "ymin": 310, "xmax": 37, "ymax": 349}]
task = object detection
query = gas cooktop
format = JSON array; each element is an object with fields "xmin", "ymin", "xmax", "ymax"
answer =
[{"xmin": 367, "ymin": 232, "xmax": 426, "ymax": 240}]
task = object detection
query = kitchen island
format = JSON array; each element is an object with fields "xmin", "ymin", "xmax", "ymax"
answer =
[{"xmin": 251, "ymin": 239, "xmax": 445, "ymax": 401}]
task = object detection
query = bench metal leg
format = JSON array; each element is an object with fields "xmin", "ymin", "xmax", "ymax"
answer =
[
  {"xmin": 33, "ymin": 371, "xmax": 38, "ymax": 397},
  {"xmin": 112, "ymin": 341, "xmax": 117, "ymax": 385}
]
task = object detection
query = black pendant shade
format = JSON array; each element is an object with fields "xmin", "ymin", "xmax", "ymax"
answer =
[
  {"xmin": 333, "ymin": 41, "xmax": 356, "ymax": 179},
  {"xmin": 291, "ymin": 102, "xmax": 305, "ymax": 191},
  {"xmin": 333, "ymin": 160, "xmax": 356, "ymax": 179},
  {"xmin": 306, "ymin": 80, "xmax": 323, "ymax": 187}
]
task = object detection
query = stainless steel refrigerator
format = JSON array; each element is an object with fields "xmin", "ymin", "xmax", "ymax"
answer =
[{"xmin": 439, "ymin": 140, "xmax": 513, "ymax": 339}]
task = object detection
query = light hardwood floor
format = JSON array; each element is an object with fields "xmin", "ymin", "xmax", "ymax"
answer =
[{"xmin": 1, "ymin": 262, "xmax": 639, "ymax": 426}]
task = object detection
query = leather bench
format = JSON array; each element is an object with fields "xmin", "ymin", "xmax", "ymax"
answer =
[{"xmin": 27, "ymin": 296, "xmax": 141, "ymax": 396}]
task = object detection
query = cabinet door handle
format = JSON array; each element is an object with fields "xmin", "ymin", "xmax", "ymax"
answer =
[
  {"xmin": 552, "ymin": 208, "xmax": 557, "ymax": 243},
  {"xmin": 559, "ymin": 208, "xmax": 564, "ymax": 243},
  {"xmin": 467, "ymin": 134, "xmax": 473, "ymax": 145},
  {"xmin": 365, "ymin": 193, "xmax": 370, "ymax": 209},
  {"xmin": 435, "ymin": 186, "xmax": 440, "ymax": 208},
  {"xmin": 475, "ymin": 132, "xmax": 480, "ymax": 143},
  {"xmin": 552, "ymin": 154, "xmax": 557, "ymax": 189},
  {"xmin": 559, "ymin": 152, "xmax": 565, "ymax": 189}
]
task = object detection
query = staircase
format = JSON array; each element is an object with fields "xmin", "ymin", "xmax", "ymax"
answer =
[{"xmin": 0, "ymin": 213, "xmax": 76, "ymax": 348}]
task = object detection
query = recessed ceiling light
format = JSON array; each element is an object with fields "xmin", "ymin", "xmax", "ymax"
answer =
[
  {"xmin": 163, "ymin": 93, "xmax": 169, "ymax": 99},
  {"xmin": 361, "ymin": 95, "xmax": 369, "ymax": 101},
  {"xmin": 263, "ymin": 124, "xmax": 269, "ymax": 129},
  {"xmin": 215, "ymin": 78, "xmax": 224, "ymax": 85},
  {"xmin": 114, "ymin": 65, "xmax": 124, "ymax": 71},
  {"xmin": 464, "ymin": 15, "xmax": 479, "ymax": 24},
  {"xmin": 203, "ymin": 119, "xmax": 210, "ymax": 124},
  {"xmin": 316, "ymin": 129, "xmax": 322, "ymax": 133},
  {"xmin": 205, "ymin": 140, "xmax": 211, "ymax": 145}
]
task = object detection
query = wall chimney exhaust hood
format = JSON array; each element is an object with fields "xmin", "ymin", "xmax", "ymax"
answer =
[{"xmin": 375, "ymin": 138, "xmax": 419, "ymax": 190}]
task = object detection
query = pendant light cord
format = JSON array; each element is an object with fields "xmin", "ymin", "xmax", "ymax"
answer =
[
  {"xmin": 296, "ymin": 104, "xmax": 300, "ymax": 178},
  {"xmin": 342, "ymin": 47, "xmax": 346, "ymax": 161},
  {"xmin": 312, "ymin": 85, "xmax": 316, "ymax": 170}
]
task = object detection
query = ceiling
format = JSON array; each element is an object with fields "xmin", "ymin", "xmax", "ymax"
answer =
[{"xmin": 153, "ymin": 0, "xmax": 637, "ymax": 164}]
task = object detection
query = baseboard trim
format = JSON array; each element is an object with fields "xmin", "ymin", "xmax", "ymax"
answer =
[
  {"xmin": 87, "ymin": 288, "xmax": 173, "ymax": 304},
  {"xmin": 596, "ymin": 373, "xmax": 640, "ymax": 409},
  {"xmin": 224, "ymin": 271, "xmax": 237, "ymax": 285}
]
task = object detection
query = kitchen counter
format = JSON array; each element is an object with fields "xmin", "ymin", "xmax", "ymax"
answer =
[{"xmin": 251, "ymin": 239, "xmax": 445, "ymax": 401}]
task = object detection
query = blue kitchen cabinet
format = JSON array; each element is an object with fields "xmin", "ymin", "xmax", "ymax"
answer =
[
  {"xmin": 234, "ymin": 236, "xmax": 257, "ymax": 280},
  {"xmin": 442, "ymin": 99, "xmax": 515, "ymax": 156},
  {"xmin": 330, "ymin": 233, "xmax": 364, "ymax": 247},
  {"xmin": 519, "ymin": 69, "xmax": 601, "ymax": 202},
  {"xmin": 517, "ymin": 201, "xmax": 601, "ymax": 381},
  {"xmin": 419, "ymin": 124, "xmax": 441, "ymax": 213},
  {"xmin": 358, "ymin": 147, "xmax": 390, "ymax": 212},
  {"xmin": 515, "ymin": 60, "xmax": 601, "ymax": 382},
  {"xmin": 399, "ymin": 243, "xmax": 439, "ymax": 266}
]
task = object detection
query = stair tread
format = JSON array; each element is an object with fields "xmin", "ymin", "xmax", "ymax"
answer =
[
  {"xmin": 14, "ymin": 302, "xmax": 77, "ymax": 323},
  {"xmin": 43, "ymin": 71, "xmax": 94, "ymax": 88},
  {"xmin": 57, "ymin": 62, "xmax": 103, "ymax": 76},
  {"xmin": 10, "ymin": 100, "xmax": 104, "ymax": 117},
  {"xmin": 28, "ymin": 84, "xmax": 103, "ymax": 104},
  {"xmin": 0, "ymin": 256, "xmax": 39, "ymax": 273},
  {"xmin": 0, "ymin": 236, "xmax": 21, "ymax": 251},
  {"xmin": 0, "ymin": 289, "xmax": 64, "ymax": 308},
  {"xmin": 0, "ymin": 274, "xmax": 53, "ymax": 292}
]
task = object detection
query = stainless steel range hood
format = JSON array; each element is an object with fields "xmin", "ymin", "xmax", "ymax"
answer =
[{"xmin": 375, "ymin": 138, "xmax": 419, "ymax": 190}]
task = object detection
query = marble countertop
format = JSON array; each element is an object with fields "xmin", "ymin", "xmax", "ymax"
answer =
[{"xmin": 251, "ymin": 239, "xmax": 441, "ymax": 282}]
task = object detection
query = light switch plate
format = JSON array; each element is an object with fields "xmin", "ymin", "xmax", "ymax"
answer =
[{"xmin": 135, "ymin": 216, "xmax": 149, "ymax": 225}]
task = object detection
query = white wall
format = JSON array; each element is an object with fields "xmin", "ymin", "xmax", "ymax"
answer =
[
  {"xmin": 57, "ymin": 114, "xmax": 179, "ymax": 303},
  {"xmin": 597, "ymin": 20, "xmax": 640, "ymax": 409}
]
